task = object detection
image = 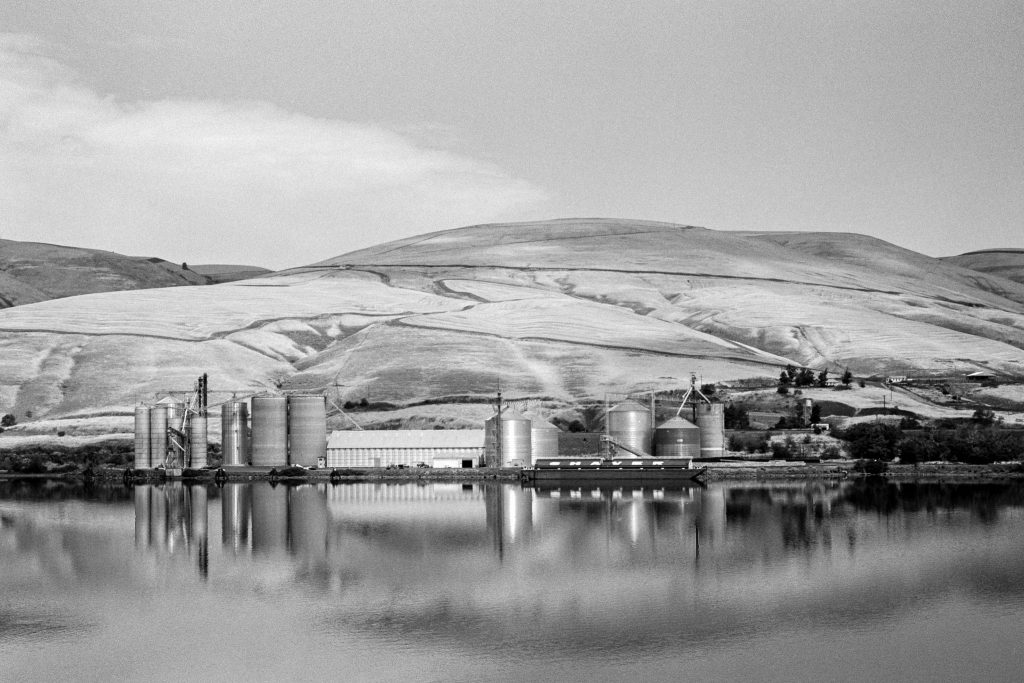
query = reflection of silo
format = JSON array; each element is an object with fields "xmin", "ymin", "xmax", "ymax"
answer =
[
  {"xmin": 287, "ymin": 395, "xmax": 326, "ymax": 467},
  {"xmin": 654, "ymin": 417, "xmax": 701, "ymax": 458},
  {"xmin": 288, "ymin": 485, "xmax": 328, "ymax": 557},
  {"xmin": 149, "ymin": 407, "xmax": 168, "ymax": 468},
  {"xmin": 134, "ymin": 407, "xmax": 151, "ymax": 469},
  {"xmin": 221, "ymin": 483, "xmax": 250, "ymax": 552},
  {"xmin": 134, "ymin": 486, "xmax": 150, "ymax": 547},
  {"xmin": 251, "ymin": 483, "xmax": 288, "ymax": 554},
  {"xmin": 188, "ymin": 485, "xmax": 209, "ymax": 577},
  {"xmin": 484, "ymin": 411, "xmax": 532, "ymax": 466},
  {"xmin": 693, "ymin": 403, "xmax": 725, "ymax": 459},
  {"xmin": 251, "ymin": 397, "xmax": 288, "ymax": 467},
  {"xmin": 525, "ymin": 413, "xmax": 560, "ymax": 461},
  {"xmin": 608, "ymin": 400, "xmax": 653, "ymax": 456},
  {"xmin": 189, "ymin": 416, "xmax": 208, "ymax": 468},
  {"xmin": 149, "ymin": 486, "xmax": 166, "ymax": 549},
  {"xmin": 221, "ymin": 402, "xmax": 250, "ymax": 466}
]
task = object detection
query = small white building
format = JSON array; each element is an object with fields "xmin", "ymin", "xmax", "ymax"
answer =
[{"xmin": 326, "ymin": 429, "xmax": 486, "ymax": 468}]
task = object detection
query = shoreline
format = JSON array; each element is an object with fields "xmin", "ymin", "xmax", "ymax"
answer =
[{"xmin": 2, "ymin": 461, "xmax": 1023, "ymax": 484}]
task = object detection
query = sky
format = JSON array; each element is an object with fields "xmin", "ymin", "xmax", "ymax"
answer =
[{"xmin": 1, "ymin": 1, "xmax": 1022, "ymax": 270}]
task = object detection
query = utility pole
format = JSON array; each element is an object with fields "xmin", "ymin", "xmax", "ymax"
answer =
[{"xmin": 495, "ymin": 390, "xmax": 503, "ymax": 468}]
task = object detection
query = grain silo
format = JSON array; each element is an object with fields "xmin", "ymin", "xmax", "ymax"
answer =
[
  {"xmin": 654, "ymin": 416, "xmax": 701, "ymax": 459},
  {"xmin": 149, "ymin": 406, "xmax": 168, "ymax": 468},
  {"xmin": 221, "ymin": 401, "xmax": 250, "ymax": 466},
  {"xmin": 287, "ymin": 395, "xmax": 327, "ymax": 467},
  {"xmin": 484, "ymin": 410, "xmax": 532, "ymax": 467},
  {"xmin": 608, "ymin": 400, "xmax": 653, "ymax": 456},
  {"xmin": 134, "ymin": 406, "xmax": 151, "ymax": 469},
  {"xmin": 692, "ymin": 402, "xmax": 725, "ymax": 459},
  {"xmin": 524, "ymin": 412, "xmax": 560, "ymax": 461},
  {"xmin": 251, "ymin": 396, "xmax": 288, "ymax": 467},
  {"xmin": 188, "ymin": 415, "xmax": 208, "ymax": 468}
]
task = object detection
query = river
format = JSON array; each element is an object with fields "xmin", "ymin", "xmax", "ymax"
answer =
[{"xmin": 1, "ymin": 478, "xmax": 1022, "ymax": 682}]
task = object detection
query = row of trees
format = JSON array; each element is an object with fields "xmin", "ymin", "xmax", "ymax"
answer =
[{"xmin": 839, "ymin": 421, "xmax": 1024, "ymax": 464}]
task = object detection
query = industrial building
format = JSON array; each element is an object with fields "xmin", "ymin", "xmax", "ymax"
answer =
[
  {"xmin": 326, "ymin": 429, "xmax": 485, "ymax": 468},
  {"xmin": 132, "ymin": 374, "xmax": 725, "ymax": 470}
]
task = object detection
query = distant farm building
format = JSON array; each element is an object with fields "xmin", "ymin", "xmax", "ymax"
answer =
[
  {"xmin": 327, "ymin": 429, "xmax": 485, "ymax": 468},
  {"xmin": 965, "ymin": 371, "xmax": 994, "ymax": 381},
  {"xmin": 747, "ymin": 411, "xmax": 787, "ymax": 430},
  {"xmin": 886, "ymin": 376, "xmax": 908, "ymax": 384}
]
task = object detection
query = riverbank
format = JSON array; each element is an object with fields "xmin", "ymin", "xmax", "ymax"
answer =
[{"xmin": 2, "ymin": 460, "xmax": 1023, "ymax": 484}]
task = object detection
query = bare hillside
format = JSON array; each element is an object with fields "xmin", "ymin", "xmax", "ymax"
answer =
[
  {"xmin": 943, "ymin": 249, "xmax": 1024, "ymax": 286},
  {"xmin": 0, "ymin": 219, "xmax": 1022, "ymax": 433}
]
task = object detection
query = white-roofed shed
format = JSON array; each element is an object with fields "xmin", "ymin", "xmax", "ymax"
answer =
[{"xmin": 327, "ymin": 429, "xmax": 485, "ymax": 468}]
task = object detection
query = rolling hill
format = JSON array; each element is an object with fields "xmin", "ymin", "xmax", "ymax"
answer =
[
  {"xmin": 943, "ymin": 249, "xmax": 1024, "ymax": 286},
  {"xmin": 0, "ymin": 219, "xmax": 1022, "ymax": 434},
  {"xmin": 0, "ymin": 239, "xmax": 270, "ymax": 307}
]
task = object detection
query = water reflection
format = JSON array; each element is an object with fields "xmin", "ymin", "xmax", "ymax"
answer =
[{"xmin": 3, "ymin": 478, "xmax": 1024, "ymax": 680}]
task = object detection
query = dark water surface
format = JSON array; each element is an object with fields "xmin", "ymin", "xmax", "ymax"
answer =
[{"xmin": 1, "ymin": 478, "xmax": 1023, "ymax": 682}]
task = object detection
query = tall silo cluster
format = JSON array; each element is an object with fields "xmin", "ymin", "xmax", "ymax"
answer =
[
  {"xmin": 605, "ymin": 397, "xmax": 723, "ymax": 461},
  {"xmin": 223, "ymin": 394, "xmax": 329, "ymax": 469}
]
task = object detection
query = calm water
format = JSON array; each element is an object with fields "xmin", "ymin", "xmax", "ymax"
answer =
[{"xmin": 1, "ymin": 478, "xmax": 1023, "ymax": 682}]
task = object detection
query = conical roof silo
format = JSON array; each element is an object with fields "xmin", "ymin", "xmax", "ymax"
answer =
[
  {"xmin": 654, "ymin": 416, "xmax": 701, "ymax": 459},
  {"xmin": 484, "ymin": 410, "xmax": 532, "ymax": 467}
]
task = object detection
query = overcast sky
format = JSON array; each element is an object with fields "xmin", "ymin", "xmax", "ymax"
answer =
[{"xmin": 2, "ymin": 1, "xmax": 1022, "ymax": 269}]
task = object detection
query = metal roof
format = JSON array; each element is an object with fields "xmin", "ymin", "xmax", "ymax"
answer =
[{"xmin": 327, "ymin": 429, "xmax": 486, "ymax": 449}]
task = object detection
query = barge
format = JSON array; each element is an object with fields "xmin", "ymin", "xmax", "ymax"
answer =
[{"xmin": 522, "ymin": 457, "xmax": 707, "ymax": 483}]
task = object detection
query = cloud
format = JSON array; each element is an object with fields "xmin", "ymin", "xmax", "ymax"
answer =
[{"xmin": 0, "ymin": 34, "xmax": 546, "ymax": 269}]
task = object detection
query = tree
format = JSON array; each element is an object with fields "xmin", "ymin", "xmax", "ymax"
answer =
[
  {"xmin": 972, "ymin": 408, "xmax": 996, "ymax": 426},
  {"xmin": 0, "ymin": 413, "xmax": 15, "ymax": 427},
  {"xmin": 779, "ymin": 369, "xmax": 791, "ymax": 386},
  {"xmin": 795, "ymin": 368, "xmax": 815, "ymax": 387},
  {"xmin": 841, "ymin": 368, "xmax": 853, "ymax": 386},
  {"xmin": 700, "ymin": 383, "xmax": 716, "ymax": 397},
  {"xmin": 816, "ymin": 369, "xmax": 828, "ymax": 387},
  {"xmin": 723, "ymin": 403, "xmax": 749, "ymax": 429},
  {"xmin": 181, "ymin": 262, "xmax": 190, "ymax": 270}
]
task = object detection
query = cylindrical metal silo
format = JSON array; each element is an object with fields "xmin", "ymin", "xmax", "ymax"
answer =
[
  {"xmin": 189, "ymin": 415, "xmax": 208, "ymax": 469},
  {"xmin": 149, "ymin": 406, "xmax": 168, "ymax": 468},
  {"xmin": 693, "ymin": 403, "xmax": 725, "ymax": 459},
  {"xmin": 251, "ymin": 396, "xmax": 288, "ymax": 467},
  {"xmin": 654, "ymin": 416, "xmax": 702, "ymax": 459},
  {"xmin": 287, "ymin": 395, "xmax": 326, "ymax": 467},
  {"xmin": 525, "ymin": 412, "xmax": 560, "ymax": 461},
  {"xmin": 608, "ymin": 400, "xmax": 653, "ymax": 456},
  {"xmin": 134, "ymin": 406, "xmax": 151, "ymax": 469},
  {"xmin": 221, "ymin": 402, "xmax": 250, "ymax": 466},
  {"xmin": 503, "ymin": 412, "xmax": 532, "ymax": 467},
  {"xmin": 165, "ymin": 402, "xmax": 187, "ymax": 433}
]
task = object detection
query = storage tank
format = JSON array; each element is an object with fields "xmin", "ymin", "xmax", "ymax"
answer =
[
  {"xmin": 608, "ymin": 400, "xmax": 653, "ymax": 456},
  {"xmin": 287, "ymin": 395, "xmax": 327, "ymax": 467},
  {"xmin": 149, "ymin": 406, "xmax": 168, "ymax": 468},
  {"xmin": 134, "ymin": 406, "xmax": 151, "ymax": 469},
  {"xmin": 693, "ymin": 403, "xmax": 725, "ymax": 459},
  {"xmin": 654, "ymin": 416, "xmax": 702, "ymax": 459},
  {"xmin": 221, "ymin": 402, "xmax": 250, "ymax": 466},
  {"xmin": 165, "ymin": 402, "xmax": 187, "ymax": 433},
  {"xmin": 525, "ymin": 412, "xmax": 560, "ymax": 461},
  {"xmin": 251, "ymin": 396, "xmax": 288, "ymax": 467},
  {"xmin": 189, "ymin": 415, "xmax": 208, "ymax": 469},
  {"xmin": 484, "ymin": 410, "xmax": 532, "ymax": 467}
]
